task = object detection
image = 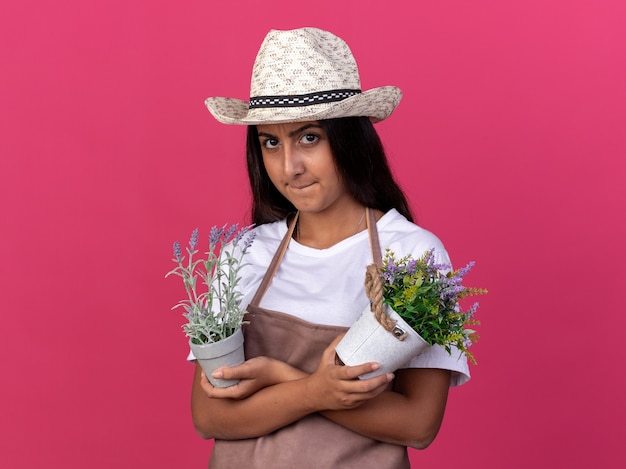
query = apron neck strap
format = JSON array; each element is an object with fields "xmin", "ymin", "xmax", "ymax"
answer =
[
  {"xmin": 249, "ymin": 211, "xmax": 298, "ymax": 308},
  {"xmin": 366, "ymin": 207, "xmax": 383, "ymax": 267}
]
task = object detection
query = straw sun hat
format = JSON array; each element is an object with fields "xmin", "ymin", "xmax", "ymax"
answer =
[{"xmin": 205, "ymin": 27, "xmax": 402, "ymax": 125}]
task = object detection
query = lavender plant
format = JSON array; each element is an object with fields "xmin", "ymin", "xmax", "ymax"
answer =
[
  {"xmin": 166, "ymin": 224, "xmax": 255, "ymax": 345},
  {"xmin": 381, "ymin": 248, "xmax": 487, "ymax": 364}
]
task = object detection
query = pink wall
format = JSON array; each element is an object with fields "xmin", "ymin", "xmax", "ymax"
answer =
[{"xmin": 1, "ymin": 1, "xmax": 624, "ymax": 467}]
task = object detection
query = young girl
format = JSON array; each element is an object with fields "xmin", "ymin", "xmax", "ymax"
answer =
[{"xmin": 191, "ymin": 27, "xmax": 470, "ymax": 468}]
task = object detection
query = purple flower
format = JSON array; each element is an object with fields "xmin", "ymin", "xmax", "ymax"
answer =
[
  {"xmin": 233, "ymin": 224, "xmax": 252, "ymax": 246},
  {"xmin": 241, "ymin": 231, "xmax": 256, "ymax": 253},
  {"xmin": 432, "ymin": 262, "xmax": 452, "ymax": 272},
  {"xmin": 209, "ymin": 225, "xmax": 224, "ymax": 247},
  {"xmin": 382, "ymin": 271, "xmax": 394, "ymax": 284},
  {"xmin": 223, "ymin": 224, "xmax": 238, "ymax": 243},
  {"xmin": 173, "ymin": 241, "xmax": 182, "ymax": 261},
  {"xmin": 467, "ymin": 302, "xmax": 480, "ymax": 318},
  {"xmin": 441, "ymin": 284, "xmax": 465, "ymax": 301},
  {"xmin": 424, "ymin": 248, "xmax": 435, "ymax": 267},
  {"xmin": 440, "ymin": 272, "xmax": 462, "ymax": 289},
  {"xmin": 386, "ymin": 258, "xmax": 399, "ymax": 276},
  {"xmin": 457, "ymin": 261, "xmax": 475, "ymax": 279},
  {"xmin": 464, "ymin": 335, "xmax": 474, "ymax": 348},
  {"xmin": 424, "ymin": 248, "xmax": 452, "ymax": 272},
  {"xmin": 444, "ymin": 273, "xmax": 462, "ymax": 286},
  {"xmin": 406, "ymin": 259, "xmax": 416, "ymax": 275},
  {"xmin": 189, "ymin": 229, "xmax": 199, "ymax": 252}
]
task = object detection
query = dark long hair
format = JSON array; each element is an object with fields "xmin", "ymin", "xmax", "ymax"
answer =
[{"xmin": 246, "ymin": 116, "xmax": 414, "ymax": 225}]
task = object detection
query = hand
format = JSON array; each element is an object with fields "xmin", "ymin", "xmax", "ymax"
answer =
[
  {"xmin": 200, "ymin": 356, "xmax": 303, "ymax": 400},
  {"xmin": 304, "ymin": 335, "xmax": 394, "ymax": 411}
]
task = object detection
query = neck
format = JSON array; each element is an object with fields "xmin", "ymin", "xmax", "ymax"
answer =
[{"xmin": 295, "ymin": 204, "xmax": 368, "ymax": 249}]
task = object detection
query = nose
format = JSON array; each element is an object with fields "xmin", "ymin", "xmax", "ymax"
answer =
[{"xmin": 283, "ymin": 143, "xmax": 305, "ymax": 177}]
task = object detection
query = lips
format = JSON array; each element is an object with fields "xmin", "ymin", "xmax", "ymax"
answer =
[{"xmin": 289, "ymin": 182, "xmax": 315, "ymax": 190}]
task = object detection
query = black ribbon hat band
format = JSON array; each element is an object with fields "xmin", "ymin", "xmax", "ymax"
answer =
[{"xmin": 249, "ymin": 89, "xmax": 361, "ymax": 109}]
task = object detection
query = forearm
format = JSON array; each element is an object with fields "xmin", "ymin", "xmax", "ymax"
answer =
[
  {"xmin": 259, "ymin": 365, "xmax": 442, "ymax": 448},
  {"xmin": 320, "ymin": 391, "xmax": 436, "ymax": 448},
  {"xmin": 191, "ymin": 349, "xmax": 393, "ymax": 440},
  {"xmin": 321, "ymin": 368, "xmax": 451, "ymax": 449},
  {"xmin": 191, "ymin": 363, "xmax": 313, "ymax": 439}
]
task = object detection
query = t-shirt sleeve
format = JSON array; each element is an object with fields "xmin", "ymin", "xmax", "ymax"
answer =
[{"xmin": 402, "ymin": 343, "xmax": 471, "ymax": 386}]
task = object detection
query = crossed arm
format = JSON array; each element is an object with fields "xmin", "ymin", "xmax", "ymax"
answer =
[{"xmin": 190, "ymin": 336, "xmax": 451, "ymax": 449}]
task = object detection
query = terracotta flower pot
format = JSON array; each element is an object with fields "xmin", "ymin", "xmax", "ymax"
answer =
[
  {"xmin": 335, "ymin": 304, "xmax": 429, "ymax": 379},
  {"xmin": 189, "ymin": 328, "xmax": 245, "ymax": 388}
]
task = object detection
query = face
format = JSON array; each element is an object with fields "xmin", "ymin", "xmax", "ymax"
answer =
[{"xmin": 257, "ymin": 121, "xmax": 353, "ymax": 214}]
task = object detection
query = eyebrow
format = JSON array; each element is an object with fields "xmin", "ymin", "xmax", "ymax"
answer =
[{"xmin": 257, "ymin": 123, "xmax": 323, "ymax": 139}]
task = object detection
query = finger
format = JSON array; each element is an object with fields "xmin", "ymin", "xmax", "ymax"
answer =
[
  {"xmin": 330, "ymin": 378, "xmax": 393, "ymax": 409},
  {"xmin": 350, "ymin": 379, "xmax": 392, "ymax": 402},
  {"xmin": 342, "ymin": 372, "xmax": 394, "ymax": 398},
  {"xmin": 362, "ymin": 372, "xmax": 395, "ymax": 390},
  {"xmin": 200, "ymin": 372, "xmax": 249, "ymax": 400},
  {"xmin": 341, "ymin": 362, "xmax": 384, "ymax": 380},
  {"xmin": 199, "ymin": 372, "xmax": 215, "ymax": 394},
  {"xmin": 200, "ymin": 370, "xmax": 240, "ymax": 396},
  {"xmin": 210, "ymin": 367, "xmax": 226, "ymax": 380},
  {"xmin": 204, "ymin": 383, "xmax": 246, "ymax": 399},
  {"xmin": 346, "ymin": 369, "xmax": 395, "ymax": 391},
  {"xmin": 211, "ymin": 364, "xmax": 248, "ymax": 381}
]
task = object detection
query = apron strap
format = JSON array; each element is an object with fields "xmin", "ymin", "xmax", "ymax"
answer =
[
  {"xmin": 249, "ymin": 211, "xmax": 299, "ymax": 307},
  {"xmin": 249, "ymin": 208, "xmax": 381, "ymax": 307},
  {"xmin": 366, "ymin": 207, "xmax": 383, "ymax": 267}
]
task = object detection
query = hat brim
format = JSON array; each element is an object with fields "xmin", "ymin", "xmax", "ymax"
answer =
[{"xmin": 205, "ymin": 86, "xmax": 402, "ymax": 125}]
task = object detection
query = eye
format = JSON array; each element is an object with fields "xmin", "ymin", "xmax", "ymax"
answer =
[
  {"xmin": 262, "ymin": 138, "xmax": 280, "ymax": 149},
  {"xmin": 299, "ymin": 133, "xmax": 319, "ymax": 145}
]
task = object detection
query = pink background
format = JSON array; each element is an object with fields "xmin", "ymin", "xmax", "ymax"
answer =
[{"xmin": 1, "ymin": 1, "xmax": 625, "ymax": 467}]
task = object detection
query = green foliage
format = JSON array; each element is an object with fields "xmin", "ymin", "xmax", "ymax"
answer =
[
  {"xmin": 166, "ymin": 225, "xmax": 255, "ymax": 344},
  {"xmin": 380, "ymin": 249, "xmax": 486, "ymax": 364}
]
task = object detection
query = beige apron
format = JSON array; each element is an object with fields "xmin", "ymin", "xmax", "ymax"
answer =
[{"xmin": 208, "ymin": 209, "xmax": 409, "ymax": 468}]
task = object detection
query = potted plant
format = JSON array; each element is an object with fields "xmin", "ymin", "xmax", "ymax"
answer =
[
  {"xmin": 335, "ymin": 248, "xmax": 487, "ymax": 379},
  {"xmin": 166, "ymin": 224, "xmax": 255, "ymax": 387}
]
